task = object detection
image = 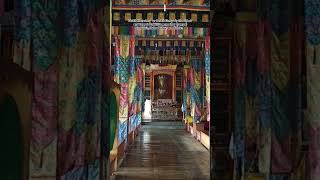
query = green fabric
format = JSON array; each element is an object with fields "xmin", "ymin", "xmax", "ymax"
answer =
[
  {"xmin": 0, "ymin": 95, "xmax": 23, "ymax": 180},
  {"xmin": 109, "ymin": 92, "xmax": 117, "ymax": 151}
]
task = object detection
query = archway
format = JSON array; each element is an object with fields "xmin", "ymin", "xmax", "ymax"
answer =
[{"xmin": 0, "ymin": 94, "xmax": 23, "ymax": 180}]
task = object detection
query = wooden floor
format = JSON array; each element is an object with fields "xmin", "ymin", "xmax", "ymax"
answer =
[{"xmin": 112, "ymin": 121, "xmax": 210, "ymax": 180}]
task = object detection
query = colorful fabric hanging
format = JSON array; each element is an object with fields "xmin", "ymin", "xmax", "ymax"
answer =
[
  {"xmin": 256, "ymin": 74, "xmax": 272, "ymax": 174},
  {"xmin": 305, "ymin": 0, "xmax": 320, "ymax": 46},
  {"xmin": 14, "ymin": 1, "xmax": 110, "ymax": 179},
  {"xmin": 257, "ymin": 21, "xmax": 271, "ymax": 75},
  {"xmin": 115, "ymin": 36, "xmax": 130, "ymax": 122},
  {"xmin": 205, "ymin": 36, "xmax": 210, "ymax": 121},
  {"xmin": 13, "ymin": 0, "xmax": 32, "ymax": 70},
  {"xmin": 307, "ymin": 44, "xmax": 320, "ymax": 180},
  {"xmin": 182, "ymin": 66, "xmax": 190, "ymax": 116},
  {"xmin": 27, "ymin": 0, "xmax": 60, "ymax": 177},
  {"xmin": 58, "ymin": 10, "xmax": 105, "ymax": 179},
  {"xmin": 190, "ymin": 58, "xmax": 202, "ymax": 121}
]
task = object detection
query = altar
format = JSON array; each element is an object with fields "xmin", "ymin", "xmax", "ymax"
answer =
[{"xmin": 149, "ymin": 64, "xmax": 180, "ymax": 120}]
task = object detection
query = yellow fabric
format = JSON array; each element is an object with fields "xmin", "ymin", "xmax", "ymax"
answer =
[
  {"xmin": 128, "ymin": 77, "xmax": 136, "ymax": 103},
  {"xmin": 306, "ymin": 44, "xmax": 320, "ymax": 127},
  {"xmin": 59, "ymin": 35, "xmax": 86, "ymax": 131},
  {"xmin": 120, "ymin": 36, "xmax": 129, "ymax": 58},
  {"xmin": 186, "ymin": 116, "xmax": 193, "ymax": 124},
  {"xmin": 246, "ymin": 174, "xmax": 265, "ymax": 180},
  {"xmin": 291, "ymin": 154, "xmax": 306, "ymax": 180},
  {"xmin": 271, "ymin": 32, "xmax": 290, "ymax": 91},
  {"xmin": 194, "ymin": 72, "xmax": 201, "ymax": 89}
]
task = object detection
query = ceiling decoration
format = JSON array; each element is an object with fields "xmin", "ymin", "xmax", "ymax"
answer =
[
  {"xmin": 112, "ymin": 10, "xmax": 210, "ymax": 27},
  {"xmin": 112, "ymin": 0, "xmax": 210, "ymax": 10}
]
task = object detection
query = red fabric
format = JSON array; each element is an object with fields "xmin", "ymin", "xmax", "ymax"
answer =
[
  {"xmin": 129, "ymin": 37, "xmax": 135, "ymax": 56},
  {"xmin": 290, "ymin": 20, "xmax": 304, "ymax": 80},
  {"xmin": 58, "ymin": 131, "xmax": 86, "ymax": 176},
  {"xmin": 234, "ymin": 43, "xmax": 246, "ymax": 86},
  {"xmin": 309, "ymin": 126, "xmax": 320, "ymax": 180},
  {"xmin": 246, "ymin": 23, "xmax": 258, "ymax": 59},
  {"xmin": 87, "ymin": 15, "xmax": 101, "ymax": 67},
  {"xmin": 32, "ymin": 64, "xmax": 58, "ymax": 149},
  {"xmin": 271, "ymin": 134, "xmax": 292, "ymax": 173},
  {"xmin": 205, "ymin": 36, "xmax": 210, "ymax": 51}
]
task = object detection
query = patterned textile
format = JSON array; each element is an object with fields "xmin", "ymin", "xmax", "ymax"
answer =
[
  {"xmin": 118, "ymin": 121, "xmax": 128, "ymax": 144},
  {"xmin": 14, "ymin": 1, "xmax": 110, "ymax": 179},
  {"xmin": 27, "ymin": 1, "xmax": 60, "ymax": 177},
  {"xmin": 269, "ymin": 174, "xmax": 290, "ymax": 180},
  {"xmin": 128, "ymin": 37, "xmax": 138, "ymax": 123},
  {"xmin": 14, "ymin": 0, "xmax": 32, "ymax": 70},
  {"xmin": 309, "ymin": 126, "xmax": 320, "ymax": 180},
  {"xmin": 257, "ymin": 21, "xmax": 271, "ymax": 75},
  {"xmin": 305, "ymin": 0, "xmax": 320, "ymax": 46},
  {"xmin": 233, "ymin": 87, "xmax": 246, "ymax": 179},
  {"xmin": 190, "ymin": 59, "xmax": 203, "ymax": 121},
  {"xmin": 270, "ymin": 85, "xmax": 292, "ymax": 173},
  {"xmin": 245, "ymin": 96, "xmax": 258, "ymax": 172},
  {"xmin": 57, "ymin": 10, "xmax": 105, "ymax": 179},
  {"xmin": 306, "ymin": 44, "xmax": 320, "ymax": 127},
  {"xmin": 31, "ymin": 0, "xmax": 60, "ymax": 71},
  {"xmin": 205, "ymin": 37, "xmax": 210, "ymax": 121},
  {"xmin": 258, "ymin": 128, "xmax": 271, "ymax": 174},
  {"xmin": 271, "ymin": 33, "xmax": 290, "ymax": 92},
  {"xmin": 269, "ymin": 15, "xmax": 292, "ymax": 171},
  {"xmin": 291, "ymin": 154, "xmax": 307, "ymax": 180},
  {"xmin": 182, "ymin": 67, "xmax": 190, "ymax": 115},
  {"xmin": 114, "ymin": 35, "xmax": 141, "ymax": 143},
  {"xmin": 307, "ymin": 43, "xmax": 320, "ymax": 179},
  {"xmin": 115, "ymin": 36, "xmax": 130, "ymax": 121}
]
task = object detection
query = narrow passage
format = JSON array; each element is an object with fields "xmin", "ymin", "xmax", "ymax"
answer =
[{"xmin": 113, "ymin": 121, "xmax": 210, "ymax": 180}]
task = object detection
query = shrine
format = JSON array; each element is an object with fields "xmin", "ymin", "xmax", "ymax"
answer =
[{"xmin": 0, "ymin": 0, "xmax": 319, "ymax": 179}]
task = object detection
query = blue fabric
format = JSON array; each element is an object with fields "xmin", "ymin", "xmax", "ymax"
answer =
[
  {"xmin": 118, "ymin": 121, "xmax": 128, "ymax": 144},
  {"xmin": 75, "ymin": 70, "xmax": 101, "ymax": 135},
  {"xmin": 205, "ymin": 51, "xmax": 210, "ymax": 76},
  {"xmin": 271, "ymin": 84, "xmax": 291, "ymax": 141},
  {"xmin": 269, "ymin": 174, "xmax": 290, "ymax": 180},
  {"xmin": 234, "ymin": 87, "xmax": 245, "ymax": 159},
  {"xmin": 191, "ymin": 58, "xmax": 202, "ymax": 72},
  {"xmin": 305, "ymin": 0, "xmax": 320, "ymax": 45},
  {"xmin": 256, "ymin": 74, "xmax": 272, "ymax": 129},
  {"xmin": 31, "ymin": 0, "xmax": 60, "ymax": 70},
  {"xmin": 118, "ymin": 57, "xmax": 129, "ymax": 83},
  {"xmin": 245, "ymin": 59, "xmax": 258, "ymax": 98},
  {"xmin": 267, "ymin": 0, "xmax": 289, "ymax": 34},
  {"xmin": 63, "ymin": 0, "xmax": 80, "ymax": 47},
  {"xmin": 15, "ymin": 0, "xmax": 31, "ymax": 44}
]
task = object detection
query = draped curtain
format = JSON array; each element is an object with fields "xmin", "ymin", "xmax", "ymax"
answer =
[
  {"xmin": 232, "ymin": 0, "xmax": 305, "ymax": 179},
  {"xmin": 14, "ymin": 0, "xmax": 110, "ymax": 179}
]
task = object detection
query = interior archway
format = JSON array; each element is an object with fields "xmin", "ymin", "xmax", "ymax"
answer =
[{"xmin": 0, "ymin": 94, "xmax": 23, "ymax": 180}]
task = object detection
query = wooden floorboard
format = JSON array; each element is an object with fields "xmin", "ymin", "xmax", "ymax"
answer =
[{"xmin": 112, "ymin": 121, "xmax": 210, "ymax": 180}]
